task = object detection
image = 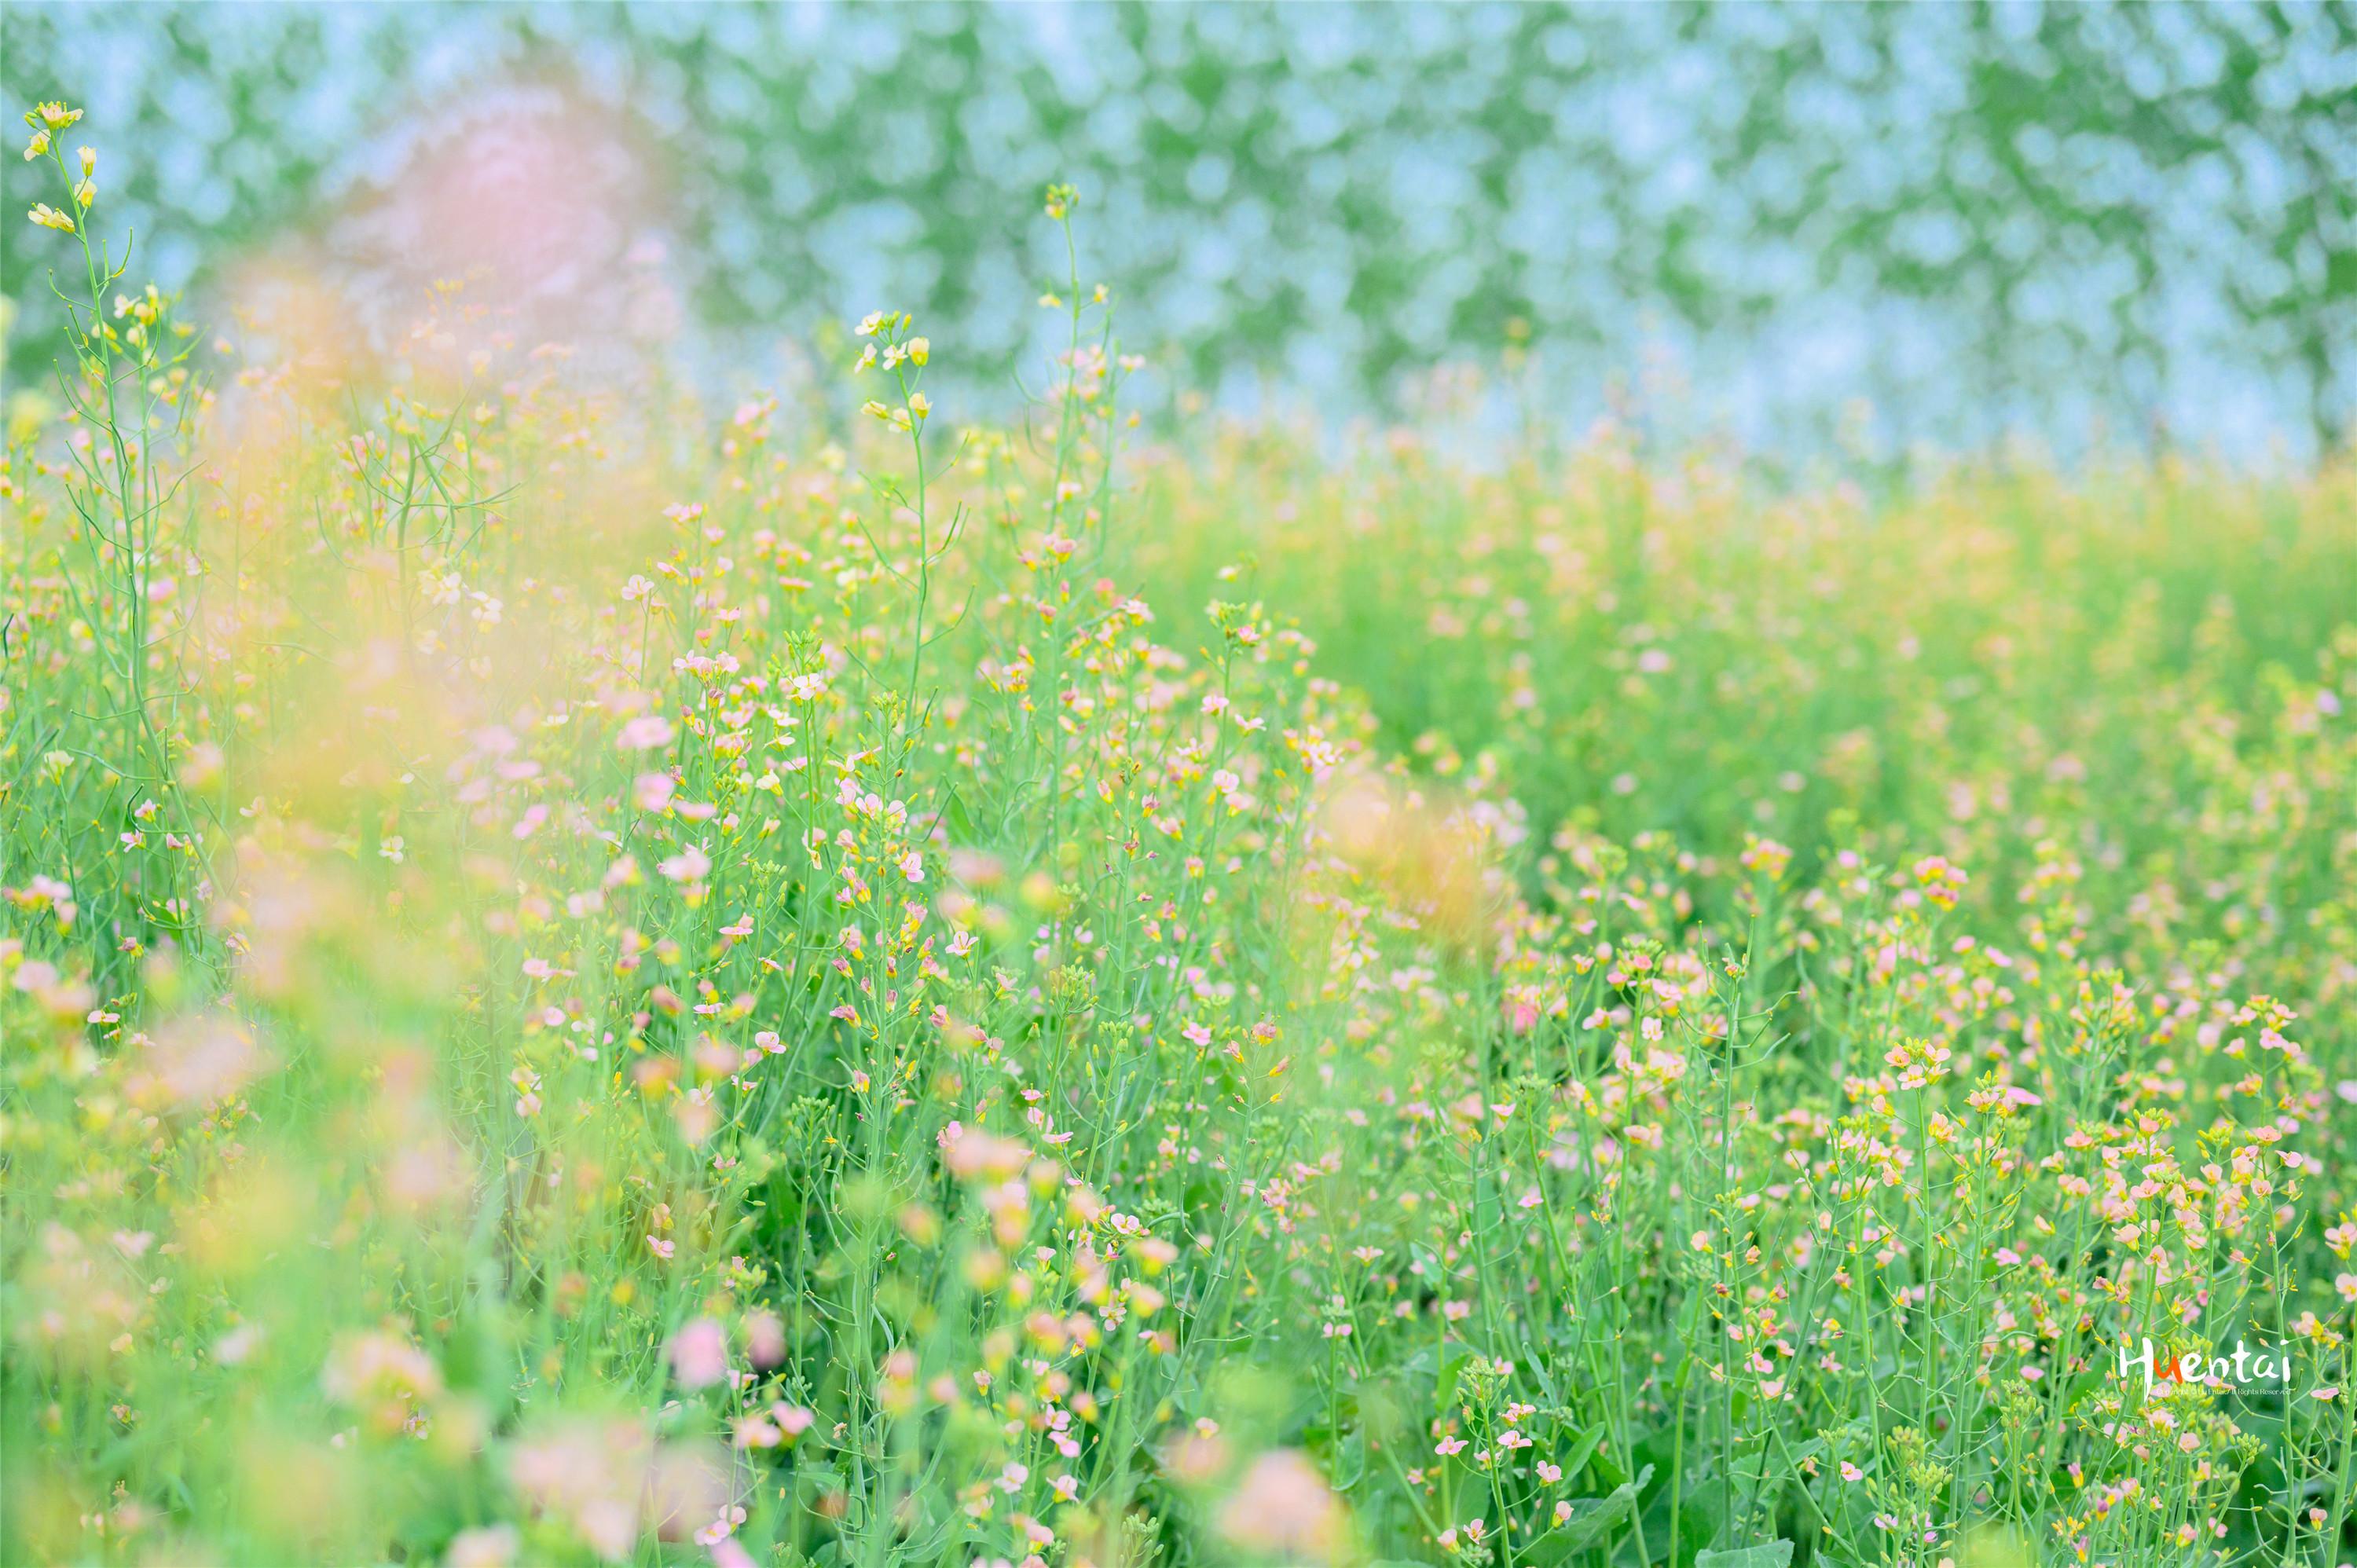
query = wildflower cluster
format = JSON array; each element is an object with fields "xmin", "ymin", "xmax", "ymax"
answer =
[{"xmin": 5, "ymin": 106, "xmax": 2355, "ymax": 1568}]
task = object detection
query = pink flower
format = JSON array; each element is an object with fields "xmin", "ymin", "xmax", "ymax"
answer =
[
  {"xmin": 939, "ymin": 1123, "xmax": 1029, "ymax": 1181},
  {"xmin": 669, "ymin": 1317, "xmax": 728, "ymax": 1390},
  {"xmin": 618, "ymin": 715, "xmax": 676, "ymax": 752},
  {"xmin": 1215, "ymin": 1450, "xmax": 1341, "ymax": 1561},
  {"xmin": 321, "ymin": 1330, "xmax": 443, "ymax": 1434},
  {"xmin": 746, "ymin": 1312, "xmax": 785, "ymax": 1368},
  {"xmin": 444, "ymin": 1524, "xmax": 520, "ymax": 1567},
  {"xmin": 660, "ymin": 846, "xmax": 711, "ymax": 884}
]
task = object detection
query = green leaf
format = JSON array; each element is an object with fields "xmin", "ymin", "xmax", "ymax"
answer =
[
  {"xmin": 1555, "ymin": 1420, "xmax": 1607, "ymax": 1486},
  {"xmin": 1523, "ymin": 1464, "xmax": 1654, "ymax": 1566},
  {"xmin": 1696, "ymin": 1544, "xmax": 1795, "ymax": 1568},
  {"xmin": 1433, "ymin": 1347, "xmax": 1470, "ymax": 1412}
]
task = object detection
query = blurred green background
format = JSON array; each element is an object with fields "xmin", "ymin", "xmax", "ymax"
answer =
[{"xmin": 4, "ymin": 0, "xmax": 2354, "ymax": 456}]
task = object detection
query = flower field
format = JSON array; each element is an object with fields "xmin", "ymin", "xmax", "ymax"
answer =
[{"xmin": 5, "ymin": 98, "xmax": 2357, "ymax": 1568}]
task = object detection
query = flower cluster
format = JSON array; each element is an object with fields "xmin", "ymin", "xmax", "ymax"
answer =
[{"xmin": 5, "ymin": 94, "xmax": 2354, "ymax": 1568}]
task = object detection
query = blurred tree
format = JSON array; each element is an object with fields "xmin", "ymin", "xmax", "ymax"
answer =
[{"xmin": 3, "ymin": 1, "xmax": 2351, "ymax": 452}]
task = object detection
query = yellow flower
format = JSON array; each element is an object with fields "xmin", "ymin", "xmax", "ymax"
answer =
[
  {"xmin": 860, "ymin": 399, "xmax": 891, "ymax": 423},
  {"xmin": 27, "ymin": 203, "xmax": 75, "ymax": 233},
  {"xmin": 856, "ymin": 310, "xmax": 890, "ymax": 339},
  {"xmin": 77, "ymin": 146, "xmax": 94, "ymax": 175},
  {"xmin": 907, "ymin": 392, "xmax": 930, "ymax": 422},
  {"xmin": 71, "ymin": 178, "xmax": 94, "ymax": 209},
  {"xmin": 27, "ymin": 101, "xmax": 82, "ymax": 130},
  {"xmin": 907, "ymin": 337, "xmax": 929, "ymax": 366},
  {"xmin": 22, "ymin": 129, "xmax": 49, "ymax": 160}
]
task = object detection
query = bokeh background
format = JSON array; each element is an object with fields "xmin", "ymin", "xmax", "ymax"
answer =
[{"xmin": 4, "ymin": 0, "xmax": 2355, "ymax": 458}]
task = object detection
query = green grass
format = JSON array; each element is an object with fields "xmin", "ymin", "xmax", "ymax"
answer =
[{"xmin": 5, "ymin": 101, "xmax": 2357, "ymax": 1568}]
